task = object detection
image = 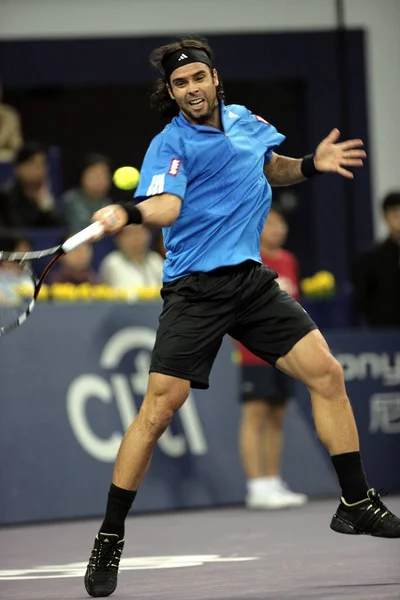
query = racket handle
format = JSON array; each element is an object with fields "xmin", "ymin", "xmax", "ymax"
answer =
[{"xmin": 62, "ymin": 222, "xmax": 104, "ymax": 253}]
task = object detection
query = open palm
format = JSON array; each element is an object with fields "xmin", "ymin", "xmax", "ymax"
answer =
[{"xmin": 314, "ymin": 128, "xmax": 366, "ymax": 179}]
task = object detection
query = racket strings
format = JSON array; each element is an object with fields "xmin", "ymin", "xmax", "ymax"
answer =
[
  {"xmin": 0, "ymin": 260, "xmax": 36, "ymax": 334},
  {"xmin": 0, "ymin": 222, "xmax": 99, "ymax": 335}
]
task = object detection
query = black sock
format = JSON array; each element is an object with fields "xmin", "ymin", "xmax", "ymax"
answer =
[
  {"xmin": 100, "ymin": 483, "xmax": 137, "ymax": 538},
  {"xmin": 331, "ymin": 451, "xmax": 369, "ymax": 503}
]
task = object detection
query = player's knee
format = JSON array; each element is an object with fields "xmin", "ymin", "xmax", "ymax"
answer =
[
  {"xmin": 140, "ymin": 376, "xmax": 189, "ymax": 440},
  {"xmin": 145, "ymin": 405, "xmax": 174, "ymax": 439},
  {"xmin": 140, "ymin": 395, "xmax": 176, "ymax": 440},
  {"xmin": 310, "ymin": 355, "xmax": 345, "ymax": 397}
]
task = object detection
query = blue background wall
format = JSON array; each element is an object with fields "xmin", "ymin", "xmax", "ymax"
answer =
[{"xmin": 1, "ymin": 303, "xmax": 398, "ymax": 525}]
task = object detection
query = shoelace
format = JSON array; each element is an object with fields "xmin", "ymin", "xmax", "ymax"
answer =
[
  {"xmin": 369, "ymin": 488, "xmax": 387, "ymax": 510},
  {"xmin": 366, "ymin": 488, "xmax": 399, "ymax": 524},
  {"xmin": 90, "ymin": 539, "xmax": 122, "ymax": 570}
]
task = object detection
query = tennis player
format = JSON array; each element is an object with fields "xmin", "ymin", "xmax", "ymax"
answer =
[{"xmin": 85, "ymin": 37, "xmax": 400, "ymax": 598}]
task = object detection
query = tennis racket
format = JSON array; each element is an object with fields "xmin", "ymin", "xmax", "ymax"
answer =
[{"xmin": 0, "ymin": 221, "xmax": 104, "ymax": 336}]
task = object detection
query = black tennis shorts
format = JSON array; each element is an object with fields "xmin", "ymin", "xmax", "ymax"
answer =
[
  {"xmin": 240, "ymin": 365, "xmax": 294, "ymax": 405},
  {"xmin": 150, "ymin": 260, "xmax": 317, "ymax": 389}
]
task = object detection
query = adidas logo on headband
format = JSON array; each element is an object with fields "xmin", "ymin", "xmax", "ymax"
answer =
[{"xmin": 163, "ymin": 49, "xmax": 212, "ymax": 80}]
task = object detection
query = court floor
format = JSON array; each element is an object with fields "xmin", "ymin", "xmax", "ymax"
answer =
[{"xmin": 1, "ymin": 497, "xmax": 400, "ymax": 600}]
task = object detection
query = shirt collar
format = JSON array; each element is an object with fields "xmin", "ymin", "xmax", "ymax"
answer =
[{"xmin": 176, "ymin": 100, "xmax": 229, "ymax": 133}]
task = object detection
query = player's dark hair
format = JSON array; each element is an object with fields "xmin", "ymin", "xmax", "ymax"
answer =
[
  {"xmin": 149, "ymin": 36, "xmax": 225, "ymax": 118},
  {"xmin": 382, "ymin": 191, "xmax": 400, "ymax": 212},
  {"xmin": 15, "ymin": 141, "xmax": 48, "ymax": 165}
]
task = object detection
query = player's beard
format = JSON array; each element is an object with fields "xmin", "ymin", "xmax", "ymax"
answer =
[{"xmin": 182, "ymin": 94, "xmax": 219, "ymax": 126}]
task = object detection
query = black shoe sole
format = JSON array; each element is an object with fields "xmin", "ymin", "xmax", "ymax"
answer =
[
  {"xmin": 330, "ymin": 514, "xmax": 400, "ymax": 538},
  {"xmin": 84, "ymin": 570, "xmax": 117, "ymax": 597},
  {"xmin": 330, "ymin": 514, "xmax": 363, "ymax": 535}
]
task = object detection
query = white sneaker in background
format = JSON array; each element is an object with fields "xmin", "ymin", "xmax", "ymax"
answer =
[
  {"xmin": 245, "ymin": 477, "xmax": 308, "ymax": 509},
  {"xmin": 274, "ymin": 480, "xmax": 308, "ymax": 507}
]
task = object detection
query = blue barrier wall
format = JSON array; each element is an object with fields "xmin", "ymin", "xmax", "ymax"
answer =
[{"xmin": 0, "ymin": 303, "xmax": 399, "ymax": 525}]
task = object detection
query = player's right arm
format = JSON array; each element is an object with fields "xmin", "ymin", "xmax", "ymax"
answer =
[
  {"xmin": 132, "ymin": 193, "xmax": 182, "ymax": 226},
  {"xmin": 92, "ymin": 193, "xmax": 182, "ymax": 235},
  {"xmin": 92, "ymin": 131, "xmax": 186, "ymax": 235}
]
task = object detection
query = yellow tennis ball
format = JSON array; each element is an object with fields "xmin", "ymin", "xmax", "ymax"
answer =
[{"xmin": 113, "ymin": 166, "xmax": 140, "ymax": 190}]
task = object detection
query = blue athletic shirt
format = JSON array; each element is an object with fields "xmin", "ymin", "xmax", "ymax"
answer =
[{"xmin": 134, "ymin": 101, "xmax": 285, "ymax": 281}]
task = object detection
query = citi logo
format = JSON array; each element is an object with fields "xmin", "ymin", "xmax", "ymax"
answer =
[
  {"xmin": 66, "ymin": 327, "xmax": 208, "ymax": 462},
  {"xmin": 178, "ymin": 53, "xmax": 188, "ymax": 61}
]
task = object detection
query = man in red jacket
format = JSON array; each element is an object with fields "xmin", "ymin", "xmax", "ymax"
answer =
[{"xmin": 237, "ymin": 205, "xmax": 308, "ymax": 509}]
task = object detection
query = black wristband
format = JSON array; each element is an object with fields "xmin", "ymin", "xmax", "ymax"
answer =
[
  {"xmin": 118, "ymin": 202, "xmax": 143, "ymax": 225},
  {"xmin": 301, "ymin": 153, "xmax": 321, "ymax": 178}
]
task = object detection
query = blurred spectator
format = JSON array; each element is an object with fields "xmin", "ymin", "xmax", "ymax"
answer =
[
  {"xmin": 353, "ymin": 191, "xmax": 400, "ymax": 327},
  {"xmin": 60, "ymin": 153, "xmax": 113, "ymax": 231},
  {"xmin": 0, "ymin": 81, "xmax": 23, "ymax": 161},
  {"xmin": 50, "ymin": 233, "xmax": 101, "ymax": 285},
  {"xmin": 99, "ymin": 225, "xmax": 164, "ymax": 288},
  {"xmin": 0, "ymin": 141, "xmax": 60, "ymax": 228},
  {"xmin": 236, "ymin": 205, "xmax": 307, "ymax": 509}
]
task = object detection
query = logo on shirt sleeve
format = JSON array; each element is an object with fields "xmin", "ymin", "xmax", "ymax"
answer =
[
  {"xmin": 146, "ymin": 174, "xmax": 165, "ymax": 196},
  {"xmin": 254, "ymin": 115, "xmax": 270, "ymax": 125},
  {"xmin": 168, "ymin": 158, "xmax": 181, "ymax": 176}
]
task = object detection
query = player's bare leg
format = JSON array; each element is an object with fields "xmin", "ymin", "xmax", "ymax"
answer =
[
  {"xmin": 276, "ymin": 330, "xmax": 359, "ymax": 457},
  {"xmin": 85, "ymin": 373, "xmax": 190, "ymax": 597},
  {"xmin": 113, "ymin": 373, "xmax": 190, "ymax": 490},
  {"xmin": 277, "ymin": 328, "xmax": 400, "ymax": 536}
]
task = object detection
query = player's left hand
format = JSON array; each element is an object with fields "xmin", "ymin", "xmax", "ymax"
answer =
[{"xmin": 314, "ymin": 128, "xmax": 366, "ymax": 179}]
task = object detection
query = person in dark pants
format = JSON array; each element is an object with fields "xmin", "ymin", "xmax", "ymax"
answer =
[
  {"xmin": 83, "ymin": 36, "xmax": 400, "ymax": 598},
  {"xmin": 353, "ymin": 191, "xmax": 400, "ymax": 327}
]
